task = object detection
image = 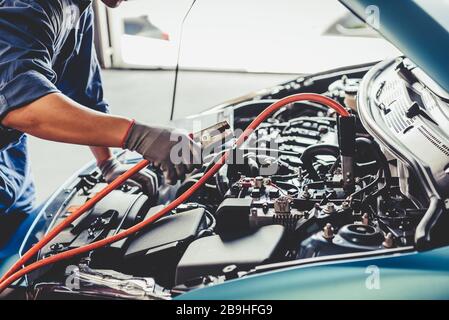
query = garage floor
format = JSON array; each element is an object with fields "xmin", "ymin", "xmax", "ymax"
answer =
[{"xmin": 28, "ymin": 69, "xmax": 296, "ymax": 202}]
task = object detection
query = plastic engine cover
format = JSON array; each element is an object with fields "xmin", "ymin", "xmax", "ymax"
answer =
[{"xmin": 175, "ymin": 225, "xmax": 286, "ymax": 285}]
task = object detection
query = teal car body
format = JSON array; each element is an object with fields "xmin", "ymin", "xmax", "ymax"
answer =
[{"xmin": 177, "ymin": 247, "xmax": 449, "ymax": 299}]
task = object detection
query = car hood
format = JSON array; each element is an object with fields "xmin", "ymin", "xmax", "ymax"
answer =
[{"xmin": 339, "ymin": 0, "xmax": 449, "ymax": 93}]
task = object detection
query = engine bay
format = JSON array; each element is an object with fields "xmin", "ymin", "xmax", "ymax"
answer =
[{"xmin": 23, "ymin": 58, "xmax": 449, "ymax": 300}]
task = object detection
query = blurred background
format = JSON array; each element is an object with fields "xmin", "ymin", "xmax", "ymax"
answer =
[{"xmin": 28, "ymin": 0, "xmax": 400, "ymax": 201}]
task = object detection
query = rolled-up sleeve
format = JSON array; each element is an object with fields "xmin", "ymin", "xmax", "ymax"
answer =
[
  {"xmin": 0, "ymin": 2, "xmax": 60, "ymax": 121},
  {"xmin": 0, "ymin": 63, "xmax": 60, "ymax": 116},
  {"xmin": 57, "ymin": 7, "xmax": 109, "ymax": 114}
]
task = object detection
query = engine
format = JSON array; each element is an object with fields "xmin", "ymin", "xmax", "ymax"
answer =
[{"xmin": 27, "ymin": 60, "xmax": 445, "ymax": 300}]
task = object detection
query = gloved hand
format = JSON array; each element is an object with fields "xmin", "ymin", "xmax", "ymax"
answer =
[
  {"xmin": 123, "ymin": 121, "xmax": 201, "ymax": 184},
  {"xmin": 99, "ymin": 156, "xmax": 159, "ymax": 196}
]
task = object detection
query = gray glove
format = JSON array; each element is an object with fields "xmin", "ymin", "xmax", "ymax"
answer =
[
  {"xmin": 123, "ymin": 122, "xmax": 201, "ymax": 184},
  {"xmin": 99, "ymin": 157, "xmax": 159, "ymax": 196}
]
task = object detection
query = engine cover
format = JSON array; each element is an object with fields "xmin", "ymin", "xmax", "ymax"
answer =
[{"xmin": 176, "ymin": 225, "xmax": 286, "ymax": 285}]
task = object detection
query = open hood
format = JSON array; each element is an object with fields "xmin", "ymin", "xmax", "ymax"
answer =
[{"xmin": 339, "ymin": 0, "xmax": 449, "ymax": 93}]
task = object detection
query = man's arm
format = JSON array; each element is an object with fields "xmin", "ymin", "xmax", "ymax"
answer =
[
  {"xmin": 1, "ymin": 93, "xmax": 131, "ymax": 148},
  {"xmin": 2, "ymin": 91, "xmax": 199, "ymax": 184}
]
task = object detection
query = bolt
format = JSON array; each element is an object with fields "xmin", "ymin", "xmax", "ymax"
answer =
[
  {"xmin": 323, "ymin": 202, "xmax": 336, "ymax": 214},
  {"xmin": 87, "ymin": 228, "xmax": 95, "ymax": 239},
  {"xmin": 223, "ymin": 264, "xmax": 239, "ymax": 280},
  {"xmin": 50, "ymin": 243, "xmax": 64, "ymax": 252},
  {"xmin": 255, "ymin": 176, "xmax": 264, "ymax": 189},
  {"xmin": 382, "ymin": 233, "xmax": 394, "ymax": 248},
  {"xmin": 302, "ymin": 186, "xmax": 311, "ymax": 199},
  {"xmin": 362, "ymin": 213, "xmax": 369, "ymax": 225},
  {"xmin": 251, "ymin": 208, "xmax": 258, "ymax": 216},
  {"xmin": 323, "ymin": 223, "xmax": 334, "ymax": 240},
  {"xmin": 79, "ymin": 257, "xmax": 91, "ymax": 266},
  {"xmin": 312, "ymin": 203, "xmax": 321, "ymax": 216}
]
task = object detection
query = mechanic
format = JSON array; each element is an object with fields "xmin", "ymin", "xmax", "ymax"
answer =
[{"xmin": 0, "ymin": 0, "xmax": 199, "ymax": 240}]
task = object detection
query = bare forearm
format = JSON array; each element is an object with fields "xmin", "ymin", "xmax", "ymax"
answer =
[{"xmin": 1, "ymin": 93, "xmax": 131, "ymax": 147}]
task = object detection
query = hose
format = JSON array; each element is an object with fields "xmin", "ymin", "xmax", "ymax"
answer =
[
  {"xmin": 300, "ymin": 144, "xmax": 341, "ymax": 180},
  {"xmin": 0, "ymin": 159, "xmax": 150, "ymax": 284},
  {"xmin": 355, "ymin": 137, "xmax": 392, "ymax": 188},
  {"xmin": 0, "ymin": 93, "xmax": 349, "ymax": 293}
]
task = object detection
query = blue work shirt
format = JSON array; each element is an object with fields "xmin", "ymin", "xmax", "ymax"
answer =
[{"xmin": 0, "ymin": 0, "xmax": 109, "ymax": 216}]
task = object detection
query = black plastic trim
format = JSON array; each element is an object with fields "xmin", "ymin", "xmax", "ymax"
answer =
[{"xmin": 357, "ymin": 57, "xmax": 444, "ymax": 250}]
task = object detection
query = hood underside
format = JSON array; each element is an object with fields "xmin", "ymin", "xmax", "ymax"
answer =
[{"xmin": 339, "ymin": 0, "xmax": 449, "ymax": 94}]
